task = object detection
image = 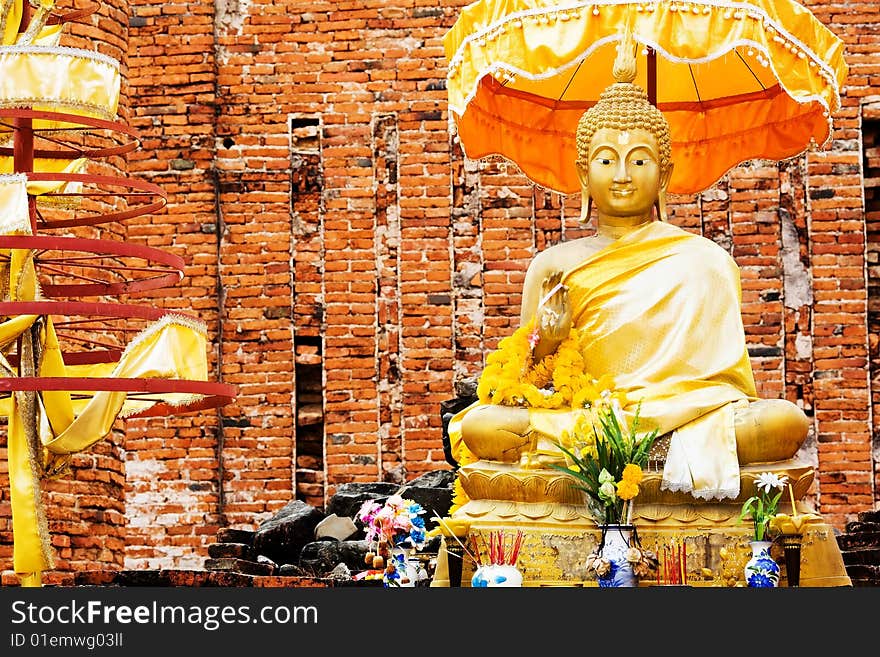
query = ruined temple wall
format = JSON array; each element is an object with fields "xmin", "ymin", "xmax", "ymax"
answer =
[
  {"xmin": 805, "ymin": 0, "xmax": 879, "ymax": 526},
  {"xmin": 4, "ymin": 0, "xmax": 870, "ymax": 572}
]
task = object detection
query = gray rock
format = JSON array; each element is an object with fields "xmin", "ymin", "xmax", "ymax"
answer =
[
  {"xmin": 277, "ymin": 564, "xmax": 303, "ymax": 576},
  {"xmin": 328, "ymin": 563, "xmax": 352, "ymax": 581},
  {"xmin": 216, "ymin": 528, "xmax": 256, "ymax": 545},
  {"xmin": 207, "ymin": 542, "xmax": 253, "ymax": 560},
  {"xmin": 404, "ymin": 470, "xmax": 455, "ymax": 489},
  {"xmin": 253, "ymin": 500, "xmax": 324, "ymax": 565},
  {"xmin": 298, "ymin": 539, "xmax": 370, "ymax": 574},
  {"xmin": 857, "ymin": 508, "xmax": 880, "ymax": 524},
  {"xmin": 205, "ymin": 558, "xmax": 274, "ymax": 576},
  {"xmin": 257, "ymin": 554, "xmax": 277, "ymax": 569},
  {"xmin": 325, "ymin": 482, "xmax": 400, "ymax": 521}
]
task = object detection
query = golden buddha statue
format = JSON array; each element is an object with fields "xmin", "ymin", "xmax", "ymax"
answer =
[{"xmin": 434, "ymin": 40, "xmax": 850, "ymax": 587}]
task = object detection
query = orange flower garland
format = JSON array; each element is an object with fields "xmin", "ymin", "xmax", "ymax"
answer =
[{"xmin": 476, "ymin": 321, "xmax": 601, "ymax": 410}]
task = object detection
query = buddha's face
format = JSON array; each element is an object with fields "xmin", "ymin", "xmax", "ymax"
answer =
[{"xmin": 583, "ymin": 127, "xmax": 665, "ymax": 220}]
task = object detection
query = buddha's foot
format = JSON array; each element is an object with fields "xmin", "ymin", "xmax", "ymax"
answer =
[{"xmin": 519, "ymin": 451, "xmax": 566, "ymax": 470}]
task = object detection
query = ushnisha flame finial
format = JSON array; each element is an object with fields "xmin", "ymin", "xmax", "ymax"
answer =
[{"xmin": 612, "ymin": 32, "xmax": 638, "ymax": 85}]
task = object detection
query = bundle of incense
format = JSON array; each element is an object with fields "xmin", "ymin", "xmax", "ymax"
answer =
[
  {"xmin": 502, "ymin": 530, "xmax": 523, "ymax": 566},
  {"xmin": 473, "ymin": 530, "xmax": 525, "ymax": 566},
  {"xmin": 660, "ymin": 538, "xmax": 687, "ymax": 585},
  {"xmin": 682, "ymin": 540, "xmax": 687, "ymax": 585}
]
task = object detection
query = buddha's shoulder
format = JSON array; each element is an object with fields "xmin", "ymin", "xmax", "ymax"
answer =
[
  {"xmin": 529, "ymin": 237, "xmax": 598, "ymax": 272},
  {"xmin": 656, "ymin": 222, "xmax": 735, "ymax": 264}
]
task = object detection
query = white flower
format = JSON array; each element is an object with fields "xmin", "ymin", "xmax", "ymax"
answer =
[
  {"xmin": 625, "ymin": 547, "xmax": 642, "ymax": 564},
  {"xmin": 598, "ymin": 481, "xmax": 617, "ymax": 502},
  {"xmin": 593, "ymin": 557, "xmax": 612, "ymax": 577},
  {"xmin": 755, "ymin": 472, "xmax": 788, "ymax": 494}
]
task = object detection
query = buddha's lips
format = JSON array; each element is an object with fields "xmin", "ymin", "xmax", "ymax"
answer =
[{"xmin": 611, "ymin": 188, "xmax": 635, "ymax": 197}]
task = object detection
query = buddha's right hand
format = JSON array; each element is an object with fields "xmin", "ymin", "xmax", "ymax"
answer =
[
  {"xmin": 460, "ymin": 404, "xmax": 532, "ymax": 462},
  {"xmin": 534, "ymin": 271, "xmax": 572, "ymax": 360}
]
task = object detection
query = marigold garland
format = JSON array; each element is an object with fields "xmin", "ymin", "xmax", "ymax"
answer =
[{"xmin": 476, "ymin": 321, "xmax": 601, "ymax": 410}]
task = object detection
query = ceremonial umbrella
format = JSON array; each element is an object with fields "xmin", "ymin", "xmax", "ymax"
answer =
[{"xmin": 444, "ymin": 0, "xmax": 848, "ymax": 195}]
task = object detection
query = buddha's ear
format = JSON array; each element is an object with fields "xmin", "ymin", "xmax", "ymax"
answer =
[
  {"xmin": 656, "ymin": 162, "xmax": 674, "ymax": 222},
  {"xmin": 576, "ymin": 162, "xmax": 592, "ymax": 225},
  {"xmin": 659, "ymin": 161, "xmax": 674, "ymax": 192}
]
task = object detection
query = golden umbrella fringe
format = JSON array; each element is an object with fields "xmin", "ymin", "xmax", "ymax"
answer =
[{"xmin": 444, "ymin": 0, "xmax": 848, "ymax": 196}]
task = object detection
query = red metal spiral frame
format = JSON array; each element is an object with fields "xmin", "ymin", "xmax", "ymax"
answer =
[
  {"xmin": 0, "ymin": 235, "xmax": 184, "ymax": 295},
  {"xmin": 1, "ymin": 15, "xmax": 236, "ymax": 415},
  {"xmin": 0, "ymin": 108, "xmax": 140, "ymax": 159}
]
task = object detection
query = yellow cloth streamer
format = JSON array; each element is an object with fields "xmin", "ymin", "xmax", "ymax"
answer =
[
  {"xmin": 0, "ymin": 0, "xmax": 23, "ymax": 47},
  {"xmin": 1, "ymin": 0, "xmax": 61, "ymax": 47},
  {"xmin": 0, "ymin": 173, "xmax": 30, "ymax": 234},
  {"xmin": 14, "ymin": 0, "xmax": 54, "ymax": 46},
  {"xmin": 0, "ymin": 45, "xmax": 120, "ymax": 130},
  {"xmin": 0, "ymin": 157, "xmax": 88, "ymax": 198}
]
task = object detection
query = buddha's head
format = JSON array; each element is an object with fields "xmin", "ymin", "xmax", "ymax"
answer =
[{"xmin": 575, "ymin": 39, "xmax": 673, "ymax": 224}]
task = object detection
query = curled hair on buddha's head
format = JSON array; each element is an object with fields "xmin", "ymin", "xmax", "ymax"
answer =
[
  {"xmin": 574, "ymin": 35, "xmax": 673, "ymax": 223},
  {"xmin": 575, "ymin": 41, "xmax": 672, "ymax": 174}
]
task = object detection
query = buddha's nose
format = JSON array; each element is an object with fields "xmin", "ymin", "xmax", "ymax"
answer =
[{"xmin": 614, "ymin": 160, "xmax": 631, "ymax": 183}]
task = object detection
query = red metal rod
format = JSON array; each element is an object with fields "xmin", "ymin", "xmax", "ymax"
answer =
[{"xmin": 647, "ymin": 47, "xmax": 657, "ymax": 107}]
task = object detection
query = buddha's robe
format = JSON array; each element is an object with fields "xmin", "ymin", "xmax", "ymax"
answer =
[{"xmin": 451, "ymin": 220, "xmax": 758, "ymax": 501}]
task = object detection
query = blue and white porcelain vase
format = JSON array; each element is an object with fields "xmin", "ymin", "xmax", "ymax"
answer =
[
  {"xmin": 383, "ymin": 548, "xmax": 423, "ymax": 588},
  {"xmin": 744, "ymin": 540, "xmax": 780, "ymax": 588},
  {"xmin": 596, "ymin": 524, "xmax": 637, "ymax": 588},
  {"xmin": 471, "ymin": 564, "xmax": 523, "ymax": 587}
]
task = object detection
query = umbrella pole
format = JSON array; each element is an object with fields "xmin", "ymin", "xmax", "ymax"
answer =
[{"xmin": 647, "ymin": 47, "xmax": 657, "ymax": 107}]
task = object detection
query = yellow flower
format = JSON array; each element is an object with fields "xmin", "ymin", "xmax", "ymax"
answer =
[
  {"xmin": 474, "ymin": 321, "xmax": 605, "ymax": 410},
  {"xmin": 621, "ymin": 463, "xmax": 643, "ymax": 484},
  {"xmin": 616, "ymin": 479, "xmax": 640, "ymax": 501}
]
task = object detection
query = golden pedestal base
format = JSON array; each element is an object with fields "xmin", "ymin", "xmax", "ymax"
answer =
[{"xmin": 432, "ymin": 460, "xmax": 851, "ymax": 587}]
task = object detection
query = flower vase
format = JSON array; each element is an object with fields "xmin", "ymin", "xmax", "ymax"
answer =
[
  {"xmin": 470, "ymin": 563, "xmax": 523, "ymax": 587},
  {"xmin": 596, "ymin": 524, "xmax": 637, "ymax": 588},
  {"xmin": 384, "ymin": 548, "xmax": 422, "ymax": 588},
  {"xmin": 744, "ymin": 540, "xmax": 780, "ymax": 588}
]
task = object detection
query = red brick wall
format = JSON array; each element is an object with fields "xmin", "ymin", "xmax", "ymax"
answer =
[
  {"xmin": 123, "ymin": 0, "xmax": 229, "ymax": 567},
  {"xmin": 3, "ymin": 0, "xmax": 879, "ymax": 575},
  {"xmin": 804, "ymin": 0, "xmax": 878, "ymax": 525}
]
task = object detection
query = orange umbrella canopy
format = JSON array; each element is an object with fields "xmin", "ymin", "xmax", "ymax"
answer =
[{"xmin": 445, "ymin": 0, "xmax": 849, "ymax": 196}]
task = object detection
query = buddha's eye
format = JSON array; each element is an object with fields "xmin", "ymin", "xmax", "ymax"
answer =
[
  {"xmin": 599, "ymin": 158, "xmax": 612, "ymax": 165},
  {"xmin": 633, "ymin": 159, "xmax": 646, "ymax": 166}
]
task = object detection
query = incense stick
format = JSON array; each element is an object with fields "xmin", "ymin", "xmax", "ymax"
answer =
[{"xmin": 431, "ymin": 514, "xmax": 479, "ymax": 565}]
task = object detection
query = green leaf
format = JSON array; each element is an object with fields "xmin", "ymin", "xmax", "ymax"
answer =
[{"xmin": 739, "ymin": 496, "xmax": 759, "ymax": 521}]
